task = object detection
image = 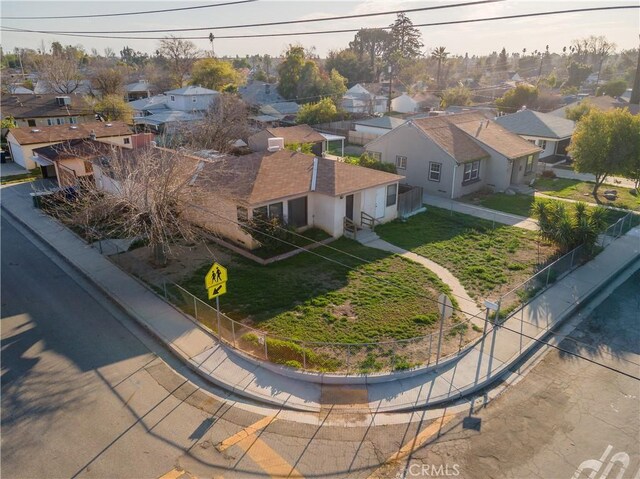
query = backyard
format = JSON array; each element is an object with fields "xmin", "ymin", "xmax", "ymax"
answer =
[{"xmin": 376, "ymin": 206, "xmax": 559, "ymax": 301}]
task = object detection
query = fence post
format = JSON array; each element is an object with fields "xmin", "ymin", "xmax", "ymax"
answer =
[
  {"xmin": 163, "ymin": 281, "xmax": 168, "ymax": 299},
  {"xmin": 264, "ymin": 335, "xmax": 268, "ymax": 360},
  {"xmin": 193, "ymin": 296, "xmax": 198, "ymax": 320},
  {"xmin": 346, "ymin": 345, "xmax": 350, "ymax": 373},
  {"xmin": 459, "ymin": 329, "xmax": 464, "ymax": 351},
  {"xmin": 428, "ymin": 334, "xmax": 433, "ymax": 365},
  {"xmin": 216, "ymin": 297, "xmax": 221, "ymax": 340},
  {"xmin": 302, "ymin": 345, "xmax": 306, "ymax": 370},
  {"xmin": 390, "ymin": 342, "xmax": 396, "ymax": 371},
  {"xmin": 545, "ymin": 265, "xmax": 551, "ymax": 288},
  {"xmin": 570, "ymin": 247, "xmax": 577, "ymax": 269},
  {"xmin": 231, "ymin": 320, "xmax": 236, "ymax": 347}
]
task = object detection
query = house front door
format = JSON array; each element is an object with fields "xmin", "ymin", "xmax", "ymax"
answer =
[
  {"xmin": 375, "ymin": 187, "xmax": 385, "ymax": 219},
  {"xmin": 345, "ymin": 194, "xmax": 354, "ymax": 220}
]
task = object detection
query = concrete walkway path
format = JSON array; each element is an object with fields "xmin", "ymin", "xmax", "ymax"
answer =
[
  {"xmin": 366, "ymin": 238, "xmax": 485, "ymax": 328},
  {"xmin": 2, "ymin": 181, "xmax": 638, "ymax": 413},
  {"xmin": 423, "ymin": 194, "xmax": 539, "ymax": 231}
]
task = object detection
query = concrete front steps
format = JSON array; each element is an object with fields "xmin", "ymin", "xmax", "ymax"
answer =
[{"xmin": 349, "ymin": 228, "xmax": 380, "ymax": 245}]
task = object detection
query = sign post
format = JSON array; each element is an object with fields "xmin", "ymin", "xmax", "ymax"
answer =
[{"xmin": 204, "ymin": 262, "xmax": 228, "ymax": 339}]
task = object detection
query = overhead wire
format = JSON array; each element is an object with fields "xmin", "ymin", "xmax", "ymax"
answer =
[
  {"xmin": 1, "ymin": 5, "xmax": 637, "ymax": 41},
  {"xmin": 0, "ymin": 0, "xmax": 258, "ymax": 20}
]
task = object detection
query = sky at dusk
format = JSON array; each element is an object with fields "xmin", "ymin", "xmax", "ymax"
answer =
[{"xmin": 1, "ymin": 0, "xmax": 638, "ymax": 58}]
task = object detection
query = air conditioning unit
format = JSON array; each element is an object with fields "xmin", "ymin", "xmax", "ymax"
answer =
[{"xmin": 267, "ymin": 137, "xmax": 284, "ymax": 152}]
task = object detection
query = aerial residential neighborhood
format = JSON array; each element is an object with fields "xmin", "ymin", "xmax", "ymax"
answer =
[{"xmin": 1, "ymin": 2, "xmax": 639, "ymax": 479}]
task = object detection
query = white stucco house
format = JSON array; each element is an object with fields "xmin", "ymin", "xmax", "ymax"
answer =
[
  {"xmin": 188, "ymin": 149, "xmax": 403, "ymax": 249},
  {"xmin": 495, "ymin": 109, "xmax": 575, "ymax": 161},
  {"xmin": 341, "ymin": 84, "xmax": 388, "ymax": 114},
  {"xmin": 390, "ymin": 93, "xmax": 419, "ymax": 113},
  {"xmin": 365, "ymin": 112, "xmax": 541, "ymax": 199}
]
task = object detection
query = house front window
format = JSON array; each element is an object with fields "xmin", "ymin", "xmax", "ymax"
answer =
[
  {"xmin": 525, "ymin": 154, "xmax": 534, "ymax": 174},
  {"xmin": 386, "ymin": 184, "xmax": 397, "ymax": 207},
  {"xmin": 429, "ymin": 162, "xmax": 442, "ymax": 182},
  {"xmin": 27, "ymin": 119, "xmax": 36, "ymax": 127},
  {"xmin": 70, "ymin": 117, "xmax": 77, "ymax": 124},
  {"xmin": 253, "ymin": 202, "xmax": 284, "ymax": 222},
  {"xmin": 463, "ymin": 160, "xmax": 480, "ymax": 184},
  {"xmin": 124, "ymin": 138, "xmax": 131, "ymax": 144},
  {"xmin": 170, "ymin": 95, "xmax": 175, "ymax": 101},
  {"xmin": 395, "ymin": 155, "xmax": 407, "ymax": 170}
]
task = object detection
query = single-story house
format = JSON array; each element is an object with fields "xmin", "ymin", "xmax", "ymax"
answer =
[
  {"xmin": 238, "ymin": 81, "xmax": 286, "ymax": 107},
  {"xmin": 341, "ymin": 84, "xmax": 388, "ymax": 114},
  {"xmin": 353, "ymin": 116, "xmax": 407, "ymax": 137},
  {"xmin": 495, "ymin": 109, "xmax": 575, "ymax": 161},
  {"xmin": 365, "ymin": 111, "xmax": 541, "ymax": 199},
  {"xmin": 391, "ymin": 93, "xmax": 419, "ymax": 113},
  {"xmin": 248, "ymin": 124, "xmax": 326, "ymax": 156},
  {"xmin": 1, "ymin": 93, "xmax": 95, "ymax": 129},
  {"xmin": 187, "ymin": 149, "xmax": 403, "ymax": 249},
  {"xmin": 6, "ymin": 121, "xmax": 133, "ymax": 170}
]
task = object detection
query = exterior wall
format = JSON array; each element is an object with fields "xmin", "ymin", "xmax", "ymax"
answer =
[
  {"xmin": 168, "ymin": 93, "xmax": 216, "ymax": 112},
  {"xmin": 309, "ymin": 193, "xmax": 342, "ymax": 237},
  {"xmin": 391, "ymin": 94, "xmax": 418, "ymax": 113},
  {"xmin": 354, "ymin": 124, "xmax": 389, "ymax": 136},
  {"xmin": 509, "ymin": 153, "xmax": 539, "ymax": 185},
  {"xmin": 188, "ymin": 197, "xmax": 259, "ymax": 249},
  {"xmin": 13, "ymin": 114, "xmax": 94, "ymax": 129},
  {"xmin": 53, "ymin": 158, "xmax": 93, "ymax": 188},
  {"xmin": 366, "ymin": 123, "xmax": 461, "ymax": 199},
  {"xmin": 248, "ymin": 130, "xmax": 271, "ymax": 152},
  {"xmin": 93, "ymin": 163, "xmax": 121, "ymax": 195},
  {"xmin": 520, "ymin": 135, "xmax": 558, "ymax": 159}
]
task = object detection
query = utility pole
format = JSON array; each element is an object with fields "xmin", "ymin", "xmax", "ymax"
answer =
[
  {"xmin": 387, "ymin": 64, "xmax": 393, "ymax": 113},
  {"xmin": 209, "ymin": 33, "xmax": 215, "ymax": 58}
]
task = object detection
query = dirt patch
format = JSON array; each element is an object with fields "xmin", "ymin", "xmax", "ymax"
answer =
[
  {"xmin": 332, "ymin": 301, "xmax": 358, "ymax": 322},
  {"xmin": 110, "ymin": 240, "xmax": 235, "ymax": 287}
]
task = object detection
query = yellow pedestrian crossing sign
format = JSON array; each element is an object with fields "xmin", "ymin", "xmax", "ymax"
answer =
[{"xmin": 205, "ymin": 262, "xmax": 228, "ymax": 299}]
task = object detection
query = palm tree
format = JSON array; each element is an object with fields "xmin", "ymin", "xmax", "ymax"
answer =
[{"xmin": 431, "ymin": 46, "xmax": 449, "ymax": 88}]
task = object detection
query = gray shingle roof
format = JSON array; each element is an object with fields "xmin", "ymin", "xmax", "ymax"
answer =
[
  {"xmin": 495, "ymin": 109, "xmax": 575, "ymax": 139},
  {"xmin": 353, "ymin": 116, "xmax": 406, "ymax": 130}
]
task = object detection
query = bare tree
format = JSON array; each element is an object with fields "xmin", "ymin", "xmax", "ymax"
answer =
[
  {"xmin": 37, "ymin": 54, "xmax": 83, "ymax": 94},
  {"xmin": 178, "ymin": 93, "xmax": 249, "ymax": 152},
  {"xmin": 89, "ymin": 62, "xmax": 128, "ymax": 96},
  {"xmin": 157, "ymin": 36, "xmax": 200, "ymax": 88},
  {"xmin": 44, "ymin": 143, "xmax": 206, "ymax": 265}
]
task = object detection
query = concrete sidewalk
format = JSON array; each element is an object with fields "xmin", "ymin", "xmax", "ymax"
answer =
[
  {"xmin": 2, "ymin": 182, "xmax": 638, "ymax": 413},
  {"xmin": 423, "ymin": 194, "xmax": 539, "ymax": 230}
]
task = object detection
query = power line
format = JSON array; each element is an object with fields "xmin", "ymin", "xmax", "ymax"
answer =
[
  {"xmin": 1, "ymin": 5, "xmax": 637, "ymax": 41},
  {"xmin": 0, "ymin": 0, "xmax": 258, "ymax": 20},
  {"xmin": 1, "ymin": 0, "xmax": 502, "ymax": 34},
  {"xmin": 187, "ymin": 202, "xmax": 640, "ymax": 381}
]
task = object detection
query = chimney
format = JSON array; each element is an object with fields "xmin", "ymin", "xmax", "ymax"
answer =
[{"xmin": 89, "ymin": 129, "xmax": 96, "ymax": 140}]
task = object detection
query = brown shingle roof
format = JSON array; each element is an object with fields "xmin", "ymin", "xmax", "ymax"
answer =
[
  {"xmin": 195, "ymin": 150, "xmax": 402, "ymax": 205},
  {"xmin": 412, "ymin": 112, "xmax": 540, "ymax": 161},
  {"xmin": 1, "ymin": 93, "xmax": 94, "ymax": 120},
  {"xmin": 265, "ymin": 124, "xmax": 325, "ymax": 145},
  {"xmin": 8, "ymin": 121, "xmax": 132, "ymax": 145}
]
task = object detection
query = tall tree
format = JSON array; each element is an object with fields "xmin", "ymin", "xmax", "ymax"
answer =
[
  {"xmin": 37, "ymin": 54, "xmax": 83, "ymax": 94},
  {"xmin": 388, "ymin": 13, "xmax": 423, "ymax": 60},
  {"xmin": 431, "ymin": 46, "xmax": 449, "ymax": 88},
  {"xmin": 568, "ymin": 108, "xmax": 640, "ymax": 197},
  {"xmin": 439, "ymin": 85, "xmax": 471, "ymax": 108},
  {"xmin": 325, "ymin": 49, "xmax": 371, "ymax": 87},
  {"xmin": 296, "ymin": 97, "xmax": 339, "ymax": 125},
  {"xmin": 496, "ymin": 47, "xmax": 508, "ymax": 71},
  {"xmin": 495, "ymin": 84, "xmax": 538, "ymax": 113},
  {"xmin": 277, "ymin": 45, "xmax": 306, "ymax": 100},
  {"xmin": 89, "ymin": 63, "xmax": 127, "ymax": 96},
  {"xmin": 157, "ymin": 36, "xmax": 199, "ymax": 88},
  {"xmin": 93, "ymin": 95, "xmax": 134, "ymax": 123},
  {"xmin": 349, "ymin": 28, "xmax": 390, "ymax": 82},
  {"xmin": 190, "ymin": 58, "xmax": 241, "ymax": 91}
]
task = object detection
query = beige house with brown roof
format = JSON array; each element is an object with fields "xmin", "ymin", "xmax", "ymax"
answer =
[
  {"xmin": 188, "ymin": 150, "xmax": 403, "ymax": 249},
  {"xmin": 365, "ymin": 112, "xmax": 541, "ymax": 199},
  {"xmin": 248, "ymin": 124, "xmax": 326, "ymax": 156},
  {"xmin": 6, "ymin": 121, "xmax": 133, "ymax": 170}
]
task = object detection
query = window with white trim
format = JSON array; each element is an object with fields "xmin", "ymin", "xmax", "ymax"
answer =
[
  {"xmin": 429, "ymin": 162, "xmax": 442, "ymax": 182},
  {"xmin": 463, "ymin": 160, "xmax": 480, "ymax": 184},
  {"xmin": 386, "ymin": 184, "xmax": 397, "ymax": 207},
  {"xmin": 537, "ymin": 139, "xmax": 547, "ymax": 150},
  {"xmin": 368, "ymin": 151, "xmax": 382, "ymax": 161},
  {"xmin": 395, "ymin": 155, "xmax": 407, "ymax": 170}
]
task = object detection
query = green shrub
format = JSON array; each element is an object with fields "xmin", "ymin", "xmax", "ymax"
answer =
[
  {"xmin": 284, "ymin": 360, "xmax": 302, "ymax": 368},
  {"xmin": 358, "ymin": 352, "xmax": 383, "ymax": 373},
  {"xmin": 412, "ymin": 313, "xmax": 438, "ymax": 325}
]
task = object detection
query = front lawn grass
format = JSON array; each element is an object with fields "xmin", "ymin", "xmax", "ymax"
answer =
[
  {"xmin": 180, "ymin": 238, "xmax": 454, "ymax": 344},
  {"xmin": 250, "ymin": 228, "xmax": 331, "ymax": 259},
  {"xmin": 376, "ymin": 206, "xmax": 558, "ymax": 299},
  {"xmin": 535, "ymin": 177, "xmax": 640, "ymax": 211}
]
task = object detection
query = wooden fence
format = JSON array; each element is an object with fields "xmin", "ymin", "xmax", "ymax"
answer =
[{"xmin": 397, "ymin": 185, "xmax": 423, "ymax": 218}]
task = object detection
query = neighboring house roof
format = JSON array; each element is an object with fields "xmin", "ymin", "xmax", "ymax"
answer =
[
  {"xmin": 125, "ymin": 81, "xmax": 151, "ymax": 93},
  {"xmin": 238, "ymin": 82, "xmax": 286, "ymax": 105},
  {"xmin": 260, "ymin": 102, "xmax": 300, "ymax": 115},
  {"xmin": 264, "ymin": 124, "xmax": 325, "ymax": 144},
  {"xmin": 129, "ymin": 95, "xmax": 169, "ymax": 112},
  {"xmin": 1, "ymin": 93, "xmax": 94, "ymax": 120},
  {"xmin": 32, "ymin": 138, "xmax": 110, "ymax": 161},
  {"xmin": 409, "ymin": 112, "xmax": 540, "ymax": 162},
  {"xmin": 193, "ymin": 150, "xmax": 403, "ymax": 205},
  {"xmin": 353, "ymin": 116, "xmax": 406, "ymax": 130},
  {"xmin": 550, "ymin": 95, "xmax": 640, "ymax": 117},
  {"xmin": 164, "ymin": 85, "xmax": 218, "ymax": 96},
  {"xmin": 8, "ymin": 121, "xmax": 132, "ymax": 145},
  {"xmin": 410, "ymin": 92, "xmax": 440, "ymax": 107},
  {"xmin": 8, "ymin": 85, "xmax": 34, "ymax": 94},
  {"xmin": 134, "ymin": 109, "xmax": 203, "ymax": 126},
  {"xmin": 495, "ymin": 109, "xmax": 575, "ymax": 139}
]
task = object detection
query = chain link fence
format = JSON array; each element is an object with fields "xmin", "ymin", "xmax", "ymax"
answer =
[{"xmin": 163, "ymin": 282, "xmax": 477, "ymax": 374}]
